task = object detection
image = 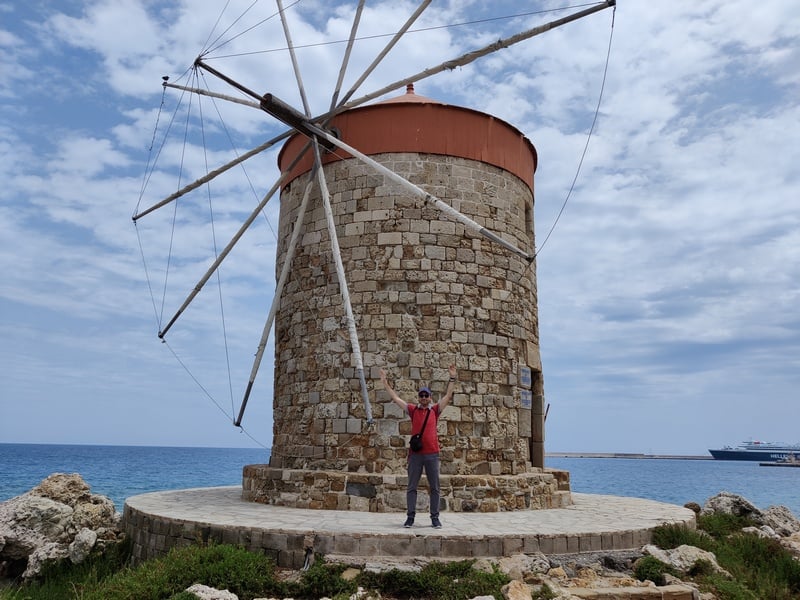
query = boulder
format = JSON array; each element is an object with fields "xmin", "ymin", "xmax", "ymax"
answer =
[
  {"xmin": 501, "ymin": 579, "xmax": 532, "ymax": 600},
  {"xmin": 69, "ymin": 527, "xmax": 98, "ymax": 564},
  {"xmin": 186, "ymin": 583, "xmax": 239, "ymax": 600},
  {"xmin": 700, "ymin": 491, "xmax": 762, "ymax": 521},
  {"xmin": 0, "ymin": 473, "xmax": 123, "ymax": 579},
  {"xmin": 741, "ymin": 525, "xmax": 780, "ymax": 540},
  {"xmin": 701, "ymin": 492, "xmax": 800, "ymax": 538},
  {"xmin": 781, "ymin": 532, "xmax": 800, "ymax": 558},
  {"xmin": 684, "ymin": 502, "xmax": 702, "ymax": 514},
  {"xmin": 495, "ymin": 552, "xmax": 551, "ymax": 580},
  {"xmin": 30, "ymin": 473, "xmax": 92, "ymax": 505},
  {"xmin": 762, "ymin": 505, "xmax": 800, "ymax": 537},
  {"xmin": 25, "ymin": 541, "xmax": 69, "ymax": 579},
  {"xmin": 642, "ymin": 544, "xmax": 730, "ymax": 577}
]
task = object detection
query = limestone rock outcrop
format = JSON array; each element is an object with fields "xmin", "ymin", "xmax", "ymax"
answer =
[
  {"xmin": 700, "ymin": 491, "xmax": 760, "ymax": 519},
  {"xmin": 0, "ymin": 473, "xmax": 122, "ymax": 579},
  {"xmin": 701, "ymin": 491, "xmax": 800, "ymax": 558},
  {"xmin": 642, "ymin": 543, "xmax": 730, "ymax": 577},
  {"xmin": 701, "ymin": 491, "xmax": 800, "ymax": 533},
  {"xmin": 186, "ymin": 583, "xmax": 239, "ymax": 599},
  {"xmin": 762, "ymin": 504, "xmax": 800, "ymax": 537}
]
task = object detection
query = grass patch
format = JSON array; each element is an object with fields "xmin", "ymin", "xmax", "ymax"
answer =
[
  {"xmin": 0, "ymin": 543, "xmax": 285, "ymax": 600},
  {"xmin": 0, "ymin": 539, "xmax": 132, "ymax": 600},
  {"xmin": 82, "ymin": 543, "xmax": 285, "ymax": 600},
  {"xmin": 648, "ymin": 516, "xmax": 800, "ymax": 600},
  {"xmin": 650, "ymin": 523, "xmax": 714, "ymax": 551},
  {"xmin": 1, "ymin": 545, "xmax": 507, "ymax": 600},
  {"xmin": 359, "ymin": 559, "xmax": 509, "ymax": 600},
  {"xmin": 290, "ymin": 561, "xmax": 357, "ymax": 599},
  {"xmin": 713, "ymin": 534, "xmax": 800, "ymax": 597},
  {"xmin": 633, "ymin": 555, "xmax": 675, "ymax": 586},
  {"xmin": 531, "ymin": 582, "xmax": 557, "ymax": 599},
  {"xmin": 697, "ymin": 512, "xmax": 755, "ymax": 538}
]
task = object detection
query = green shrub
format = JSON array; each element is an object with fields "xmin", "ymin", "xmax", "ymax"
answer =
[
  {"xmin": 0, "ymin": 547, "xmax": 511, "ymax": 600},
  {"xmin": 702, "ymin": 575, "xmax": 759, "ymax": 600},
  {"xmin": 688, "ymin": 558, "xmax": 715, "ymax": 577},
  {"xmin": 292, "ymin": 560, "xmax": 357, "ymax": 599},
  {"xmin": 360, "ymin": 566, "xmax": 434, "ymax": 598},
  {"xmin": 436, "ymin": 560, "xmax": 509, "ymax": 599},
  {"xmin": 531, "ymin": 582, "xmax": 557, "ymax": 599},
  {"xmin": 714, "ymin": 533, "xmax": 800, "ymax": 595},
  {"xmin": 651, "ymin": 523, "xmax": 714, "ymax": 552},
  {"xmin": 671, "ymin": 520, "xmax": 800, "ymax": 599},
  {"xmin": 0, "ymin": 539, "xmax": 132, "ymax": 600},
  {"xmin": 633, "ymin": 555, "xmax": 673, "ymax": 586},
  {"xmin": 697, "ymin": 512, "xmax": 754, "ymax": 539},
  {"xmin": 81, "ymin": 543, "xmax": 283, "ymax": 600},
  {"xmin": 358, "ymin": 559, "xmax": 509, "ymax": 600}
]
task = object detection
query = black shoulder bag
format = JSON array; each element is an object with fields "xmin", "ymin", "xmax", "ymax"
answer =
[{"xmin": 409, "ymin": 407, "xmax": 431, "ymax": 452}]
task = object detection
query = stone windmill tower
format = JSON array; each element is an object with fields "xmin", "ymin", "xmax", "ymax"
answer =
[
  {"xmin": 242, "ymin": 85, "xmax": 571, "ymax": 512},
  {"xmin": 134, "ymin": 0, "xmax": 616, "ymax": 515}
]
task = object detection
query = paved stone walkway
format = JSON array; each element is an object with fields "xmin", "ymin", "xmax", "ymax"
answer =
[{"xmin": 124, "ymin": 487, "xmax": 695, "ymax": 567}]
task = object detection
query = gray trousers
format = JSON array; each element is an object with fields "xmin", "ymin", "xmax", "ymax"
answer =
[{"xmin": 407, "ymin": 452, "xmax": 440, "ymax": 518}]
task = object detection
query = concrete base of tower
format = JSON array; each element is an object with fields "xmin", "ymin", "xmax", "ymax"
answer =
[{"xmin": 242, "ymin": 465, "xmax": 572, "ymax": 512}]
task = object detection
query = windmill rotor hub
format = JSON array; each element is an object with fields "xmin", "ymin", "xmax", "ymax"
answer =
[{"xmin": 260, "ymin": 93, "xmax": 337, "ymax": 151}]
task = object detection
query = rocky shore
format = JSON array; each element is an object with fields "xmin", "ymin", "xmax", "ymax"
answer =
[
  {"xmin": 0, "ymin": 473, "xmax": 122, "ymax": 580},
  {"xmin": 2, "ymin": 474, "xmax": 800, "ymax": 599}
]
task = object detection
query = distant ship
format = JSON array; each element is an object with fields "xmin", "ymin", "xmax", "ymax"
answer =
[{"xmin": 709, "ymin": 440, "xmax": 800, "ymax": 461}]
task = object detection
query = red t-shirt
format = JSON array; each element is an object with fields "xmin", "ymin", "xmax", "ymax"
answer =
[{"xmin": 407, "ymin": 404, "xmax": 441, "ymax": 454}]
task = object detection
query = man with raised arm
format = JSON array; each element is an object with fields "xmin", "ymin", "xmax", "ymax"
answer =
[{"xmin": 380, "ymin": 364, "xmax": 457, "ymax": 528}]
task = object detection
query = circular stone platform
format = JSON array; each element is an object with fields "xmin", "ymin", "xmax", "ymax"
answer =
[{"xmin": 123, "ymin": 487, "xmax": 695, "ymax": 568}]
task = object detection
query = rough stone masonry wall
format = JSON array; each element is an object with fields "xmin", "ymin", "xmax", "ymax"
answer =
[
  {"xmin": 269, "ymin": 152, "xmax": 543, "ymax": 479},
  {"xmin": 242, "ymin": 467, "xmax": 572, "ymax": 512}
]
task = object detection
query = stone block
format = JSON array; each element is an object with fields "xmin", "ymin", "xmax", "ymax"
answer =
[
  {"xmin": 566, "ymin": 535, "xmax": 580, "ymax": 553},
  {"xmin": 522, "ymin": 536, "xmax": 540, "ymax": 553},
  {"xmin": 385, "ymin": 314, "xmax": 403, "ymax": 328},
  {"xmin": 309, "ymin": 534, "xmax": 332, "ymax": 556},
  {"xmin": 441, "ymin": 538, "xmax": 469, "ymax": 557},
  {"xmin": 580, "ymin": 534, "xmax": 602, "ymax": 553},
  {"xmin": 502, "ymin": 537, "xmax": 523, "ymax": 555},
  {"xmin": 381, "ymin": 536, "xmax": 426, "ymax": 556},
  {"xmin": 377, "ymin": 231, "xmax": 403, "ymax": 246},
  {"xmin": 360, "ymin": 537, "xmax": 381, "ymax": 557},
  {"xmin": 430, "ymin": 220, "xmax": 456, "ymax": 234},
  {"xmin": 410, "ymin": 220, "xmax": 430, "ymax": 233},
  {"xmin": 538, "ymin": 536, "xmax": 554, "ymax": 554},
  {"xmin": 350, "ymin": 496, "xmax": 371, "ymax": 511},
  {"xmin": 264, "ymin": 532, "xmax": 289, "ymax": 552},
  {"xmin": 345, "ymin": 222, "xmax": 365, "ymax": 236},
  {"xmin": 333, "ymin": 534, "xmax": 358, "ymax": 554}
]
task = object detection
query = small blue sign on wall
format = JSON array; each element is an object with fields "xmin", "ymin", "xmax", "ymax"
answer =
[
  {"xmin": 520, "ymin": 389, "xmax": 532, "ymax": 409},
  {"xmin": 519, "ymin": 366, "xmax": 532, "ymax": 389}
]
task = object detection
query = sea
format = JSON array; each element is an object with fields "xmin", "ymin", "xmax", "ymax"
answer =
[
  {"xmin": 0, "ymin": 444, "xmax": 269, "ymax": 510},
  {"xmin": 1, "ymin": 444, "xmax": 799, "ymax": 517}
]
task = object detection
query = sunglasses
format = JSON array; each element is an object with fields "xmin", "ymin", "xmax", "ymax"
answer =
[{"xmin": 418, "ymin": 392, "xmax": 430, "ymax": 398}]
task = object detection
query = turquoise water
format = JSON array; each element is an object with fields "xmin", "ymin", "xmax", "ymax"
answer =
[
  {"xmin": 2, "ymin": 444, "xmax": 798, "ymax": 516},
  {"xmin": 547, "ymin": 456, "xmax": 800, "ymax": 516},
  {"xmin": 0, "ymin": 444, "xmax": 269, "ymax": 510}
]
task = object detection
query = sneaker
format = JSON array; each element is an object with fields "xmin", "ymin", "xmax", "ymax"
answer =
[
  {"xmin": 403, "ymin": 516, "xmax": 414, "ymax": 528},
  {"xmin": 431, "ymin": 517, "xmax": 442, "ymax": 529}
]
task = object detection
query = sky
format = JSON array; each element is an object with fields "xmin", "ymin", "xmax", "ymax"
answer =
[{"xmin": 0, "ymin": 0, "xmax": 798, "ymax": 455}]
